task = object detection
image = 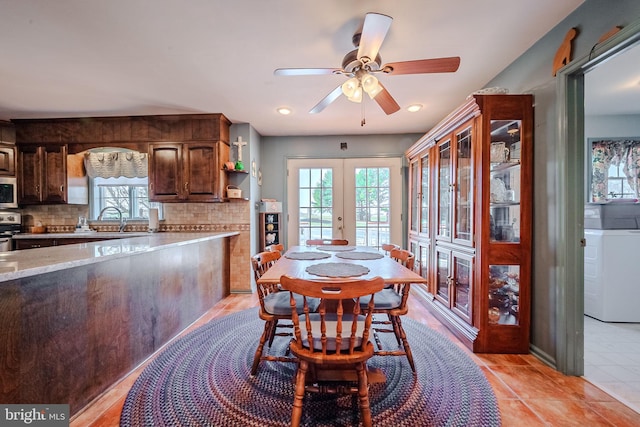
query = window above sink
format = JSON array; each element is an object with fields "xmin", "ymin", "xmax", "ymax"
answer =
[{"xmin": 82, "ymin": 148, "xmax": 162, "ymax": 220}]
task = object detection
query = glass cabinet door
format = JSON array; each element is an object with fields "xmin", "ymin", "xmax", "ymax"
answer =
[
  {"xmin": 409, "ymin": 158, "xmax": 420, "ymax": 233},
  {"xmin": 435, "ymin": 247, "xmax": 451, "ymax": 303},
  {"xmin": 452, "ymin": 253, "xmax": 473, "ymax": 323},
  {"xmin": 489, "ymin": 119, "xmax": 522, "ymax": 243},
  {"xmin": 437, "ymin": 139, "xmax": 451, "ymax": 239},
  {"xmin": 488, "ymin": 264, "xmax": 520, "ymax": 325},
  {"xmin": 454, "ymin": 127, "xmax": 473, "ymax": 243},
  {"xmin": 420, "ymin": 152, "xmax": 430, "ymax": 235},
  {"xmin": 410, "ymin": 239, "xmax": 431, "ymax": 281}
]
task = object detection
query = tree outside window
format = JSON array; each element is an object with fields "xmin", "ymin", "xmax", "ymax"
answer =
[
  {"xmin": 590, "ymin": 138, "xmax": 640, "ymax": 201},
  {"xmin": 91, "ymin": 177, "xmax": 161, "ymax": 220}
]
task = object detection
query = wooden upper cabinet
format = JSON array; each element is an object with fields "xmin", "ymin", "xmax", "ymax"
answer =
[
  {"xmin": 148, "ymin": 144, "xmax": 183, "ymax": 201},
  {"xmin": 0, "ymin": 143, "xmax": 16, "ymax": 176},
  {"xmin": 18, "ymin": 145, "xmax": 41, "ymax": 204},
  {"xmin": 42, "ymin": 145, "xmax": 67, "ymax": 203},
  {"xmin": 13, "ymin": 114, "xmax": 232, "ymax": 204},
  {"xmin": 184, "ymin": 143, "xmax": 217, "ymax": 201},
  {"xmin": 149, "ymin": 141, "xmax": 227, "ymax": 202},
  {"xmin": 18, "ymin": 144, "xmax": 67, "ymax": 204}
]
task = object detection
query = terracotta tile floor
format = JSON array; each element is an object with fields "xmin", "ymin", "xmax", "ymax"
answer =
[{"xmin": 71, "ymin": 293, "xmax": 640, "ymax": 427}]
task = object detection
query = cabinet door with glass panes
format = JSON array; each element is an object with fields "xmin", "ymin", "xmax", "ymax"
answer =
[
  {"xmin": 478, "ymin": 94, "xmax": 532, "ymax": 354},
  {"xmin": 410, "ymin": 239, "xmax": 431, "ymax": 284},
  {"xmin": 409, "ymin": 149, "xmax": 433, "ymax": 283},
  {"xmin": 436, "ymin": 124, "xmax": 474, "ymax": 247},
  {"xmin": 435, "ymin": 246, "xmax": 474, "ymax": 324}
]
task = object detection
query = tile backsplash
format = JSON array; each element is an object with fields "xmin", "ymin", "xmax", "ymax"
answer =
[{"xmin": 20, "ymin": 202, "xmax": 249, "ymax": 230}]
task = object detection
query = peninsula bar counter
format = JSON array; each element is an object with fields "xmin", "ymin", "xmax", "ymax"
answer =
[{"xmin": 0, "ymin": 232, "xmax": 238, "ymax": 415}]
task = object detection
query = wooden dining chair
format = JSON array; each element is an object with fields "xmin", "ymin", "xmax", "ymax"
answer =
[
  {"xmin": 280, "ymin": 274, "xmax": 385, "ymax": 427},
  {"xmin": 381, "ymin": 243, "xmax": 400, "ymax": 255},
  {"xmin": 266, "ymin": 243, "xmax": 284, "ymax": 253},
  {"xmin": 251, "ymin": 251, "xmax": 319, "ymax": 375},
  {"xmin": 306, "ymin": 238, "xmax": 349, "ymax": 245},
  {"xmin": 360, "ymin": 248, "xmax": 417, "ymax": 372}
]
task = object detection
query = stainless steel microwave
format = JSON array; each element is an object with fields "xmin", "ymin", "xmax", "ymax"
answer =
[{"xmin": 0, "ymin": 177, "xmax": 18, "ymax": 208}]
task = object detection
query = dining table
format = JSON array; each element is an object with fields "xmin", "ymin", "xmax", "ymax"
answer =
[
  {"xmin": 257, "ymin": 244, "xmax": 427, "ymax": 383},
  {"xmin": 256, "ymin": 245, "xmax": 428, "ymax": 286}
]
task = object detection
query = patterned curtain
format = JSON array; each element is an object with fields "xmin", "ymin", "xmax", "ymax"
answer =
[
  {"xmin": 591, "ymin": 139, "xmax": 640, "ymax": 202},
  {"xmin": 84, "ymin": 151, "xmax": 148, "ymax": 179},
  {"xmin": 623, "ymin": 143, "xmax": 640, "ymax": 194}
]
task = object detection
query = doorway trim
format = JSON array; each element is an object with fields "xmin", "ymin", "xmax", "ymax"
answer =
[{"xmin": 556, "ymin": 20, "xmax": 640, "ymax": 375}]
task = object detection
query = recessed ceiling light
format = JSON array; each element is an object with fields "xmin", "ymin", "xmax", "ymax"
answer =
[
  {"xmin": 407, "ymin": 104, "xmax": 423, "ymax": 113},
  {"xmin": 277, "ymin": 107, "xmax": 292, "ymax": 115}
]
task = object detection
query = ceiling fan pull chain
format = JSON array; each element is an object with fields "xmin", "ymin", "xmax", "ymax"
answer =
[{"xmin": 361, "ymin": 99, "xmax": 366, "ymax": 127}]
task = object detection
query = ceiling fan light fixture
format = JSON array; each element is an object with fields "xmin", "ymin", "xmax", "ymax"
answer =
[
  {"xmin": 407, "ymin": 104, "xmax": 423, "ymax": 112},
  {"xmin": 341, "ymin": 77, "xmax": 360, "ymax": 98},
  {"xmin": 347, "ymin": 86, "xmax": 363, "ymax": 103},
  {"xmin": 361, "ymin": 74, "xmax": 383, "ymax": 98}
]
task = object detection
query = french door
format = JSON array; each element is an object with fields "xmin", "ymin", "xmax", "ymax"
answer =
[{"xmin": 287, "ymin": 157, "xmax": 402, "ymax": 249}]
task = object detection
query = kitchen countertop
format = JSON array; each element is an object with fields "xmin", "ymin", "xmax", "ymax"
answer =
[
  {"xmin": 13, "ymin": 232, "xmax": 151, "ymax": 239},
  {"xmin": 0, "ymin": 232, "xmax": 238, "ymax": 282}
]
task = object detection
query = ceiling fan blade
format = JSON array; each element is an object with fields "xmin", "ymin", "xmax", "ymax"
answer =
[
  {"xmin": 274, "ymin": 68, "xmax": 341, "ymax": 76},
  {"xmin": 309, "ymin": 85, "xmax": 343, "ymax": 114},
  {"xmin": 374, "ymin": 82, "xmax": 401, "ymax": 115},
  {"xmin": 383, "ymin": 57, "xmax": 461, "ymax": 75},
  {"xmin": 357, "ymin": 13, "xmax": 393, "ymax": 63}
]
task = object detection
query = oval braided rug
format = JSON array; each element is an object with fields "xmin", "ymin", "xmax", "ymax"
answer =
[{"xmin": 120, "ymin": 308, "xmax": 500, "ymax": 427}]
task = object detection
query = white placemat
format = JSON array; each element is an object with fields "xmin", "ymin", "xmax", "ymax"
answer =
[
  {"xmin": 316, "ymin": 245, "xmax": 356, "ymax": 252},
  {"xmin": 335, "ymin": 251, "xmax": 384, "ymax": 260},
  {"xmin": 285, "ymin": 251, "xmax": 332, "ymax": 260},
  {"xmin": 305, "ymin": 262, "xmax": 370, "ymax": 277}
]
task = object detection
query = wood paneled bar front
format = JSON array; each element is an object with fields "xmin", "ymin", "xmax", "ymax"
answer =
[{"xmin": 0, "ymin": 232, "xmax": 236, "ymax": 415}]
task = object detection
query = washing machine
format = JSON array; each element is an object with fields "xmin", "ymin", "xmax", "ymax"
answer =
[{"xmin": 584, "ymin": 228, "xmax": 640, "ymax": 322}]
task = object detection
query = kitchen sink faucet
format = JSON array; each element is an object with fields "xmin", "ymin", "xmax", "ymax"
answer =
[{"xmin": 97, "ymin": 206, "xmax": 127, "ymax": 232}]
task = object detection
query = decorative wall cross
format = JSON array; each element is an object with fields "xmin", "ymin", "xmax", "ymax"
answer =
[{"xmin": 232, "ymin": 136, "xmax": 248, "ymax": 170}]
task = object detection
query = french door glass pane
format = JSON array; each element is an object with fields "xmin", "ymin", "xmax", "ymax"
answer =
[
  {"xmin": 354, "ymin": 167, "xmax": 390, "ymax": 249},
  {"xmin": 298, "ymin": 168, "xmax": 333, "ymax": 244}
]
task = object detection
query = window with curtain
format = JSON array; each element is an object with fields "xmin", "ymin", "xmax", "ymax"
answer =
[
  {"xmin": 590, "ymin": 138, "xmax": 640, "ymax": 202},
  {"xmin": 84, "ymin": 150, "xmax": 161, "ymax": 219}
]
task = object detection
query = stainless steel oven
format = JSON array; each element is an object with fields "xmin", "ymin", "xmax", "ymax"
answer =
[
  {"xmin": 0, "ymin": 177, "xmax": 18, "ymax": 209},
  {"xmin": 0, "ymin": 211, "xmax": 21, "ymax": 252}
]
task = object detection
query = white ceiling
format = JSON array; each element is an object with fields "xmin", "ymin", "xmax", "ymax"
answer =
[
  {"xmin": 585, "ymin": 41, "xmax": 640, "ymax": 116},
  {"xmin": 0, "ymin": 0, "xmax": 586, "ymax": 137}
]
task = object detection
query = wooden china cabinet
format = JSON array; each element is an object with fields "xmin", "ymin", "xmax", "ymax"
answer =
[{"xmin": 407, "ymin": 94, "xmax": 533, "ymax": 353}]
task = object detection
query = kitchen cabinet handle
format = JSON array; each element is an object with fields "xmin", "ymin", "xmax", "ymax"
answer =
[{"xmin": 60, "ymin": 185, "xmax": 64, "ymax": 192}]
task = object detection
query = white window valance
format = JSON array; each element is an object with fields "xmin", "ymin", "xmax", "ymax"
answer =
[{"xmin": 84, "ymin": 151, "xmax": 148, "ymax": 179}]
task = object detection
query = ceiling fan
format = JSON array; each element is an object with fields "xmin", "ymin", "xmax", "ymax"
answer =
[{"xmin": 274, "ymin": 12, "xmax": 461, "ymax": 116}]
